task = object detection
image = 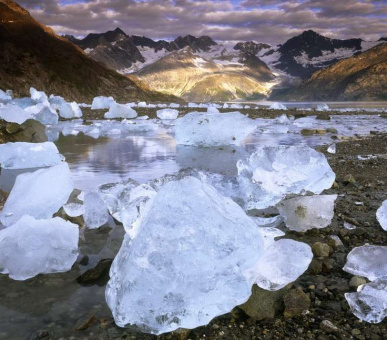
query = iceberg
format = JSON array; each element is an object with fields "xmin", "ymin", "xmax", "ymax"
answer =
[
  {"xmin": 0, "ymin": 142, "xmax": 64, "ymax": 169},
  {"xmin": 59, "ymin": 102, "xmax": 82, "ymax": 119},
  {"xmin": 276, "ymin": 195, "xmax": 337, "ymax": 232},
  {"xmin": 156, "ymin": 108, "xmax": 179, "ymax": 120},
  {"xmin": 345, "ymin": 279, "xmax": 387, "ymax": 324},
  {"xmin": 0, "ymin": 163, "xmax": 73, "ymax": 226},
  {"xmin": 175, "ymin": 112, "xmax": 257, "ymax": 146},
  {"xmin": 0, "ymin": 104, "xmax": 33, "ymax": 124},
  {"xmin": 91, "ymin": 96, "xmax": 114, "ymax": 110},
  {"xmin": 0, "ymin": 215, "xmax": 79, "ymax": 280},
  {"xmin": 104, "ymin": 102, "xmax": 138, "ymax": 119},
  {"xmin": 343, "ymin": 245, "xmax": 387, "ymax": 281},
  {"xmin": 376, "ymin": 200, "xmax": 387, "ymax": 231},
  {"xmin": 83, "ymin": 191, "xmax": 109, "ymax": 229},
  {"xmin": 237, "ymin": 145, "xmax": 336, "ymax": 210},
  {"xmin": 245, "ymin": 239, "xmax": 313, "ymax": 291},
  {"xmin": 106, "ymin": 177, "xmax": 263, "ymax": 334},
  {"xmin": 269, "ymin": 103, "xmax": 287, "ymax": 110}
]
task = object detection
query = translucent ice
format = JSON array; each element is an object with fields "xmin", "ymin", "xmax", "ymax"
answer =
[
  {"xmin": 0, "ymin": 163, "xmax": 73, "ymax": 226},
  {"xmin": 156, "ymin": 108, "xmax": 178, "ymax": 120},
  {"xmin": 0, "ymin": 104, "xmax": 32, "ymax": 124},
  {"xmin": 83, "ymin": 191, "xmax": 109, "ymax": 229},
  {"xmin": 0, "ymin": 215, "xmax": 79, "ymax": 280},
  {"xmin": 376, "ymin": 200, "xmax": 387, "ymax": 231},
  {"xmin": 275, "ymin": 114, "xmax": 291, "ymax": 124},
  {"xmin": 269, "ymin": 103, "xmax": 287, "ymax": 110},
  {"xmin": 343, "ymin": 245, "xmax": 387, "ymax": 281},
  {"xmin": 237, "ymin": 145, "xmax": 335, "ymax": 210},
  {"xmin": 245, "ymin": 239, "xmax": 313, "ymax": 291},
  {"xmin": 276, "ymin": 195, "xmax": 337, "ymax": 232},
  {"xmin": 27, "ymin": 104, "xmax": 59, "ymax": 125},
  {"xmin": 104, "ymin": 102, "xmax": 138, "ymax": 119},
  {"xmin": 91, "ymin": 96, "xmax": 114, "ymax": 110},
  {"xmin": 0, "ymin": 142, "xmax": 64, "ymax": 169},
  {"xmin": 327, "ymin": 144, "xmax": 336, "ymax": 154},
  {"xmin": 30, "ymin": 87, "xmax": 48, "ymax": 103},
  {"xmin": 207, "ymin": 107, "xmax": 220, "ymax": 113},
  {"xmin": 175, "ymin": 112, "xmax": 257, "ymax": 146},
  {"xmin": 317, "ymin": 103, "xmax": 329, "ymax": 111},
  {"xmin": 59, "ymin": 102, "xmax": 82, "ymax": 119},
  {"xmin": 106, "ymin": 177, "xmax": 263, "ymax": 334},
  {"xmin": 345, "ymin": 279, "xmax": 387, "ymax": 323}
]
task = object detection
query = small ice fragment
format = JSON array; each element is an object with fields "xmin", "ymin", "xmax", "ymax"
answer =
[
  {"xmin": 275, "ymin": 114, "xmax": 291, "ymax": 124},
  {"xmin": 137, "ymin": 101, "xmax": 147, "ymax": 108},
  {"xmin": 269, "ymin": 103, "xmax": 287, "ymax": 110},
  {"xmin": 376, "ymin": 200, "xmax": 387, "ymax": 231},
  {"xmin": 0, "ymin": 215, "xmax": 79, "ymax": 280},
  {"xmin": 175, "ymin": 112, "xmax": 257, "ymax": 146},
  {"xmin": 327, "ymin": 144, "xmax": 336, "ymax": 154},
  {"xmin": 0, "ymin": 104, "xmax": 32, "ymax": 124},
  {"xmin": 104, "ymin": 102, "xmax": 137, "ymax": 119},
  {"xmin": 156, "ymin": 108, "xmax": 178, "ymax": 120},
  {"xmin": 343, "ymin": 245, "xmax": 387, "ymax": 281},
  {"xmin": 83, "ymin": 192, "xmax": 109, "ymax": 229},
  {"xmin": 91, "ymin": 96, "xmax": 114, "ymax": 110},
  {"xmin": 345, "ymin": 278, "xmax": 387, "ymax": 323},
  {"xmin": 0, "ymin": 142, "xmax": 64, "ymax": 169},
  {"xmin": 344, "ymin": 222, "xmax": 357, "ymax": 230},
  {"xmin": 276, "ymin": 195, "xmax": 337, "ymax": 232},
  {"xmin": 245, "ymin": 239, "xmax": 313, "ymax": 291},
  {"xmin": 0, "ymin": 163, "xmax": 73, "ymax": 226}
]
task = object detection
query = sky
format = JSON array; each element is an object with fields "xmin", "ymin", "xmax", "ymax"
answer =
[{"xmin": 19, "ymin": 0, "xmax": 387, "ymax": 44}]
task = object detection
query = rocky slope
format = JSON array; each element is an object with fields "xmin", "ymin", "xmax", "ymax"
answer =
[
  {"xmin": 277, "ymin": 43, "xmax": 387, "ymax": 101},
  {"xmin": 0, "ymin": 0, "xmax": 177, "ymax": 103},
  {"xmin": 134, "ymin": 47, "xmax": 276, "ymax": 102}
]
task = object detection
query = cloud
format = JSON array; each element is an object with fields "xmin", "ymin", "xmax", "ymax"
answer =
[{"xmin": 18, "ymin": 0, "xmax": 387, "ymax": 43}]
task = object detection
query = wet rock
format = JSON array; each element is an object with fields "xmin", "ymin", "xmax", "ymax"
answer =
[
  {"xmin": 5, "ymin": 123, "xmax": 20, "ymax": 134},
  {"xmin": 1, "ymin": 119, "xmax": 47, "ymax": 143},
  {"xmin": 308, "ymin": 259, "xmax": 323, "ymax": 274},
  {"xmin": 283, "ymin": 288, "xmax": 310, "ymax": 318},
  {"xmin": 349, "ymin": 276, "xmax": 367, "ymax": 290},
  {"xmin": 75, "ymin": 314, "xmax": 96, "ymax": 331},
  {"xmin": 326, "ymin": 128, "xmax": 338, "ymax": 134},
  {"xmin": 76, "ymin": 258, "xmax": 113, "ymax": 286},
  {"xmin": 301, "ymin": 129, "xmax": 326, "ymax": 135},
  {"xmin": 312, "ymin": 242, "xmax": 330, "ymax": 257},
  {"xmin": 320, "ymin": 320, "xmax": 339, "ymax": 333},
  {"xmin": 240, "ymin": 284, "xmax": 288, "ymax": 320},
  {"xmin": 343, "ymin": 174, "xmax": 356, "ymax": 184},
  {"xmin": 316, "ymin": 113, "xmax": 331, "ymax": 121}
]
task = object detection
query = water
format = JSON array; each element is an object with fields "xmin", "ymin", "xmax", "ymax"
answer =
[{"xmin": 0, "ymin": 113, "xmax": 387, "ymax": 338}]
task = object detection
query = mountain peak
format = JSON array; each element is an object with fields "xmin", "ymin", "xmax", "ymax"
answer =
[{"xmin": 113, "ymin": 27, "xmax": 126, "ymax": 35}]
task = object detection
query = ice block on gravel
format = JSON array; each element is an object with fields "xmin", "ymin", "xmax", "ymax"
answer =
[
  {"xmin": 345, "ymin": 278, "xmax": 387, "ymax": 323},
  {"xmin": 175, "ymin": 112, "xmax": 257, "ymax": 146},
  {"xmin": 105, "ymin": 177, "xmax": 263, "ymax": 334},
  {"xmin": 59, "ymin": 102, "xmax": 82, "ymax": 119},
  {"xmin": 343, "ymin": 245, "xmax": 387, "ymax": 281},
  {"xmin": 276, "ymin": 195, "xmax": 337, "ymax": 232},
  {"xmin": 156, "ymin": 108, "xmax": 178, "ymax": 120},
  {"xmin": 0, "ymin": 104, "xmax": 32, "ymax": 124},
  {"xmin": 245, "ymin": 239, "xmax": 313, "ymax": 291},
  {"xmin": 376, "ymin": 200, "xmax": 387, "ymax": 231},
  {"xmin": 91, "ymin": 96, "xmax": 114, "ymax": 110},
  {"xmin": 237, "ymin": 145, "xmax": 335, "ymax": 210},
  {"xmin": 0, "ymin": 215, "xmax": 79, "ymax": 280},
  {"xmin": 0, "ymin": 142, "xmax": 64, "ymax": 169},
  {"xmin": 30, "ymin": 87, "xmax": 48, "ymax": 103},
  {"xmin": 83, "ymin": 191, "xmax": 109, "ymax": 229},
  {"xmin": 104, "ymin": 102, "xmax": 138, "ymax": 119},
  {"xmin": 0, "ymin": 163, "xmax": 73, "ymax": 226}
]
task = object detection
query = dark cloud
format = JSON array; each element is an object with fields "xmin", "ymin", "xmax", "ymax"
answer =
[{"xmin": 18, "ymin": 0, "xmax": 387, "ymax": 44}]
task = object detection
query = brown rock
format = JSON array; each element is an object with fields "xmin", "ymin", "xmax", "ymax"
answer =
[
  {"xmin": 75, "ymin": 314, "xmax": 96, "ymax": 331},
  {"xmin": 283, "ymin": 288, "xmax": 310, "ymax": 318},
  {"xmin": 312, "ymin": 242, "xmax": 330, "ymax": 257}
]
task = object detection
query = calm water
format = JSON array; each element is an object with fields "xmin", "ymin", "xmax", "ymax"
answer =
[{"xmin": 0, "ymin": 113, "xmax": 386, "ymax": 338}]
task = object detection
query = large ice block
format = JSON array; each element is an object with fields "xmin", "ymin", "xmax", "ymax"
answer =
[
  {"xmin": 156, "ymin": 108, "xmax": 178, "ymax": 120},
  {"xmin": 104, "ymin": 102, "xmax": 137, "ymax": 119},
  {"xmin": 91, "ymin": 96, "xmax": 114, "ymax": 110},
  {"xmin": 59, "ymin": 102, "xmax": 82, "ymax": 119},
  {"xmin": 0, "ymin": 104, "xmax": 32, "ymax": 124},
  {"xmin": 83, "ymin": 191, "xmax": 109, "ymax": 229}
]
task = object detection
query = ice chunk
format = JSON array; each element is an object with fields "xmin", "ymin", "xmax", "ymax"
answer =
[
  {"xmin": 269, "ymin": 103, "xmax": 287, "ymax": 110},
  {"xmin": 276, "ymin": 195, "xmax": 337, "ymax": 232},
  {"xmin": 345, "ymin": 279, "xmax": 387, "ymax": 323},
  {"xmin": 188, "ymin": 103, "xmax": 198, "ymax": 108},
  {"xmin": 0, "ymin": 89, "xmax": 12, "ymax": 102},
  {"xmin": 83, "ymin": 192, "xmax": 109, "ymax": 229},
  {"xmin": 237, "ymin": 145, "xmax": 336, "ymax": 210},
  {"xmin": 0, "ymin": 104, "xmax": 33, "ymax": 124},
  {"xmin": 245, "ymin": 239, "xmax": 312, "ymax": 291},
  {"xmin": 257, "ymin": 227, "xmax": 285, "ymax": 249},
  {"xmin": 223, "ymin": 103, "xmax": 229, "ymax": 109},
  {"xmin": 0, "ymin": 142, "xmax": 64, "ymax": 169},
  {"xmin": 104, "ymin": 102, "xmax": 138, "ymax": 119},
  {"xmin": 376, "ymin": 200, "xmax": 387, "ymax": 231},
  {"xmin": 175, "ymin": 112, "xmax": 257, "ymax": 146},
  {"xmin": 0, "ymin": 163, "xmax": 73, "ymax": 226},
  {"xmin": 59, "ymin": 102, "xmax": 82, "ymax": 119},
  {"xmin": 30, "ymin": 87, "xmax": 48, "ymax": 103},
  {"xmin": 0, "ymin": 215, "xmax": 79, "ymax": 280},
  {"xmin": 63, "ymin": 190, "xmax": 84, "ymax": 217},
  {"xmin": 48, "ymin": 94, "xmax": 65, "ymax": 109},
  {"xmin": 275, "ymin": 114, "xmax": 291, "ymax": 124},
  {"xmin": 327, "ymin": 143, "xmax": 336, "ymax": 154},
  {"xmin": 169, "ymin": 103, "xmax": 180, "ymax": 108},
  {"xmin": 317, "ymin": 103, "xmax": 329, "ymax": 111},
  {"xmin": 91, "ymin": 96, "xmax": 114, "ymax": 110},
  {"xmin": 343, "ymin": 245, "xmax": 387, "ymax": 281},
  {"xmin": 106, "ymin": 177, "xmax": 263, "ymax": 334},
  {"xmin": 28, "ymin": 104, "xmax": 59, "ymax": 125},
  {"xmin": 207, "ymin": 107, "xmax": 220, "ymax": 113},
  {"xmin": 137, "ymin": 101, "xmax": 147, "ymax": 108},
  {"xmin": 156, "ymin": 108, "xmax": 178, "ymax": 120}
]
